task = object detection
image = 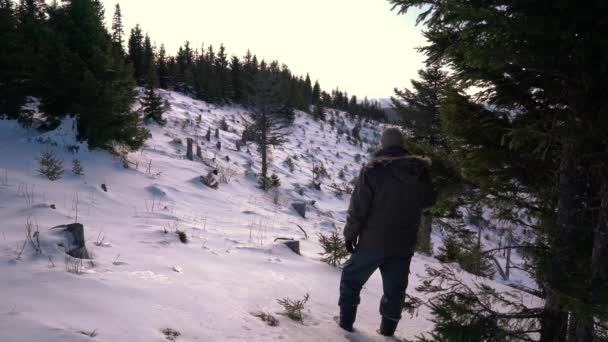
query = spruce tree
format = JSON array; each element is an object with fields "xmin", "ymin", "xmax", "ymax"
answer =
[
  {"xmin": 230, "ymin": 55, "xmax": 243, "ymax": 102},
  {"xmin": 242, "ymin": 71, "xmax": 289, "ymax": 191},
  {"xmin": 157, "ymin": 44, "xmax": 169, "ymax": 89},
  {"xmin": 303, "ymin": 73, "xmax": 313, "ymax": 109},
  {"xmin": 42, "ymin": 0, "xmax": 147, "ymax": 150},
  {"xmin": 0, "ymin": 0, "xmax": 27, "ymax": 118},
  {"xmin": 111, "ymin": 3, "xmax": 124, "ymax": 52},
  {"xmin": 141, "ymin": 70, "xmax": 166, "ymax": 125},
  {"xmin": 143, "ymin": 33, "xmax": 154, "ymax": 81},
  {"xmin": 127, "ymin": 24, "xmax": 145, "ymax": 84},
  {"xmin": 312, "ymin": 80, "xmax": 321, "ymax": 105},
  {"xmin": 312, "ymin": 102, "xmax": 326, "ymax": 121},
  {"xmin": 392, "ymin": 63, "xmax": 452, "ymax": 147},
  {"xmin": 390, "ymin": 0, "xmax": 608, "ymax": 340},
  {"xmin": 215, "ymin": 44, "xmax": 229, "ymax": 101}
]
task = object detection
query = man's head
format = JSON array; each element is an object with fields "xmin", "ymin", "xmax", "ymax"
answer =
[{"xmin": 380, "ymin": 128, "xmax": 405, "ymax": 149}]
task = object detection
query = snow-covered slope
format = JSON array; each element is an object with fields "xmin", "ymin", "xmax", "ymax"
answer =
[{"xmin": 0, "ymin": 90, "xmax": 538, "ymax": 342}]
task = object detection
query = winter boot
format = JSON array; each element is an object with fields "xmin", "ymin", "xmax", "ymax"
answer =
[
  {"xmin": 338, "ymin": 306, "xmax": 357, "ymax": 332},
  {"xmin": 378, "ymin": 317, "xmax": 398, "ymax": 336}
]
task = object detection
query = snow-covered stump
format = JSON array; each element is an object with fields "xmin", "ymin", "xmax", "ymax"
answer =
[
  {"xmin": 53, "ymin": 223, "xmax": 91, "ymax": 259},
  {"xmin": 275, "ymin": 238, "xmax": 300, "ymax": 255},
  {"xmin": 292, "ymin": 202, "xmax": 306, "ymax": 218},
  {"xmin": 186, "ymin": 138, "xmax": 194, "ymax": 160}
]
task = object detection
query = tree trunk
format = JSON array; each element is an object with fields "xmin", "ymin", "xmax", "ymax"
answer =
[
  {"xmin": 540, "ymin": 293, "xmax": 569, "ymax": 342},
  {"xmin": 592, "ymin": 182, "xmax": 608, "ymax": 328},
  {"xmin": 540, "ymin": 139, "xmax": 580, "ymax": 342},
  {"xmin": 416, "ymin": 212, "xmax": 433, "ymax": 255},
  {"xmin": 261, "ymin": 142, "xmax": 268, "ymax": 190},
  {"xmin": 186, "ymin": 138, "xmax": 193, "ymax": 160}
]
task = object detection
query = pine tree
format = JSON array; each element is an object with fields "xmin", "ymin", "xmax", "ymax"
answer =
[
  {"xmin": 303, "ymin": 73, "xmax": 313, "ymax": 109},
  {"xmin": 127, "ymin": 24, "xmax": 145, "ymax": 84},
  {"xmin": 215, "ymin": 44, "xmax": 229, "ymax": 101},
  {"xmin": 230, "ymin": 55, "xmax": 243, "ymax": 102},
  {"xmin": 42, "ymin": 0, "xmax": 147, "ymax": 150},
  {"xmin": 242, "ymin": 72, "xmax": 289, "ymax": 191},
  {"xmin": 311, "ymin": 80, "xmax": 321, "ymax": 105},
  {"xmin": 111, "ymin": 3, "xmax": 124, "ymax": 52},
  {"xmin": 390, "ymin": 0, "xmax": 608, "ymax": 340},
  {"xmin": 141, "ymin": 70, "xmax": 166, "ymax": 125},
  {"xmin": 392, "ymin": 63, "xmax": 452, "ymax": 147},
  {"xmin": 312, "ymin": 102, "xmax": 325, "ymax": 121},
  {"xmin": 157, "ymin": 44, "xmax": 169, "ymax": 89},
  {"xmin": 143, "ymin": 33, "xmax": 154, "ymax": 81},
  {"xmin": 0, "ymin": 0, "xmax": 27, "ymax": 118}
]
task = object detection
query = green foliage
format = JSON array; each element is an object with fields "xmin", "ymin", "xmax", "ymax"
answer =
[
  {"xmin": 390, "ymin": 0, "xmax": 608, "ymax": 337},
  {"xmin": 252, "ymin": 311, "xmax": 279, "ymax": 327},
  {"xmin": 71, "ymin": 159, "xmax": 84, "ymax": 175},
  {"xmin": 436, "ymin": 226, "xmax": 495, "ymax": 278},
  {"xmin": 38, "ymin": 150, "xmax": 64, "ymax": 181},
  {"xmin": 277, "ymin": 293, "xmax": 309, "ymax": 324},
  {"xmin": 413, "ymin": 266, "xmax": 541, "ymax": 342},
  {"xmin": 312, "ymin": 102, "xmax": 325, "ymax": 121},
  {"xmin": 392, "ymin": 64, "xmax": 452, "ymax": 147},
  {"xmin": 259, "ymin": 173, "xmax": 281, "ymax": 190},
  {"xmin": 317, "ymin": 231, "xmax": 349, "ymax": 267},
  {"xmin": 141, "ymin": 73, "xmax": 167, "ymax": 126}
]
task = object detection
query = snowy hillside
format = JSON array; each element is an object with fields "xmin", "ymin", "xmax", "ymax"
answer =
[{"xmin": 0, "ymin": 90, "xmax": 538, "ymax": 342}]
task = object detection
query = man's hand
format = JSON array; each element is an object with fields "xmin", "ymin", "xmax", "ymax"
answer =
[{"xmin": 345, "ymin": 239, "xmax": 358, "ymax": 254}]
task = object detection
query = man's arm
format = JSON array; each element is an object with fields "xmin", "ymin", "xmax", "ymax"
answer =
[{"xmin": 344, "ymin": 168, "xmax": 374, "ymax": 241}]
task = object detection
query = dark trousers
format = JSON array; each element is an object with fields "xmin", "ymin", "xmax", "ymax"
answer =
[{"xmin": 338, "ymin": 249, "xmax": 413, "ymax": 321}]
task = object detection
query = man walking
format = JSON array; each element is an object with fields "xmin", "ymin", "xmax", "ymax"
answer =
[{"xmin": 338, "ymin": 127, "xmax": 436, "ymax": 336}]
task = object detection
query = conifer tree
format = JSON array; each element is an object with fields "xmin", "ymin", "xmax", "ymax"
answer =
[
  {"xmin": 312, "ymin": 102, "xmax": 326, "ymax": 121},
  {"xmin": 215, "ymin": 44, "xmax": 229, "ymax": 101},
  {"xmin": 390, "ymin": 1, "xmax": 608, "ymax": 340},
  {"xmin": 242, "ymin": 71, "xmax": 289, "ymax": 191},
  {"xmin": 0, "ymin": 0, "xmax": 27, "ymax": 118},
  {"xmin": 312, "ymin": 80, "xmax": 321, "ymax": 105},
  {"xmin": 42, "ymin": 0, "xmax": 147, "ymax": 150},
  {"xmin": 230, "ymin": 55, "xmax": 243, "ymax": 102},
  {"xmin": 111, "ymin": 3, "xmax": 124, "ymax": 52},
  {"xmin": 141, "ymin": 70, "xmax": 166, "ymax": 125},
  {"xmin": 303, "ymin": 73, "xmax": 313, "ymax": 108},
  {"xmin": 157, "ymin": 44, "xmax": 169, "ymax": 89},
  {"xmin": 127, "ymin": 24, "xmax": 145, "ymax": 84},
  {"xmin": 392, "ymin": 63, "xmax": 452, "ymax": 147},
  {"xmin": 143, "ymin": 33, "xmax": 154, "ymax": 81}
]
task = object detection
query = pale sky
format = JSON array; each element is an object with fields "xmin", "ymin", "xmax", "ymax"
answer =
[{"xmin": 100, "ymin": 0, "xmax": 427, "ymax": 99}]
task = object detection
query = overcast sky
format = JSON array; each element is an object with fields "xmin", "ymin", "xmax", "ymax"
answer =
[{"xmin": 100, "ymin": 0, "xmax": 427, "ymax": 99}]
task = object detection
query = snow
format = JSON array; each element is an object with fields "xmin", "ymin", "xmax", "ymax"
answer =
[{"xmin": 0, "ymin": 90, "xmax": 538, "ymax": 341}]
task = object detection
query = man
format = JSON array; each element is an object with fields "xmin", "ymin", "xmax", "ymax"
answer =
[{"xmin": 338, "ymin": 127, "xmax": 436, "ymax": 336}]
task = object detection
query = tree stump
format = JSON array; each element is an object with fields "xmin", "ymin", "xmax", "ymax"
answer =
[
  {"xmin": 284, "ymin": 240, "xmax": 300, "ymax": 255},
  {"xmin": 292, "ymin": 202, "xmax": 306, "ymax": 218},
  {"xmin": 275, "ymin": 238, "xmax": 300, "ymax": 255},
  {"xmin": 186, "ymin": 138, "xmax": 194, "ymax": 160},
  {"xmin": 55, "ymin": 223, "xmax": 91, "ymax": 259},
  {"xmin": 196, "ymin": 144, "xmax": 202, "ymax": 159}
]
